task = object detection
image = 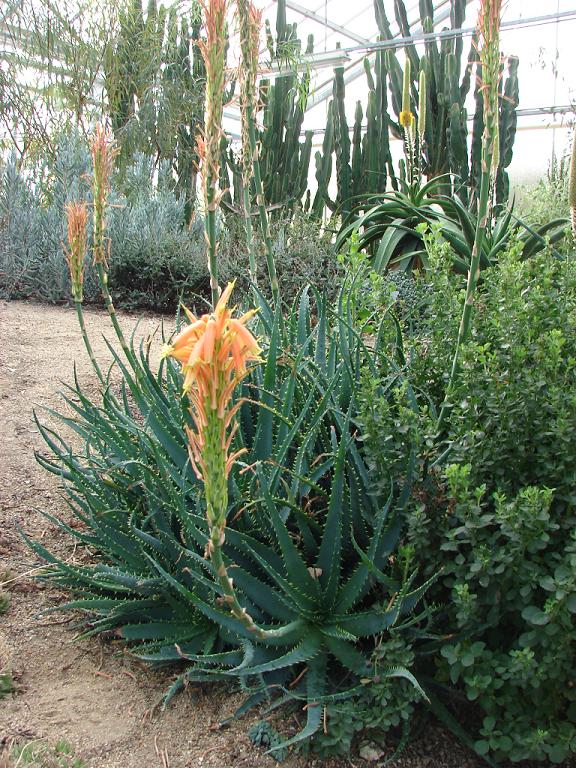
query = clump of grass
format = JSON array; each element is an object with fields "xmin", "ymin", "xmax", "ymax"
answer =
[
  {"xmin": 0, "ymin": 669, "xmax": 14, "ymax": 699},
  {"xmin": 1, "ymin": 568, "xmax": 12, "ymax": 617},
  {"xmin": 0, "ymin": 591, "xmax": 10, "ymax": 615},
  {"xmin": 7, "ymin": 740, "xmax": 86, "ymax": 768}
]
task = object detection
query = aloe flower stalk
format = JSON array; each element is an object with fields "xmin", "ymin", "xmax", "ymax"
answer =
[
  {"xmin": 399, "ymin": 58, "xmax": 414, "ymax": 130},
  {"xmin": 418, "ymin": 69, "xmax": 426, "ymax": 138},
  {"xmin": 65, "ymin": 201, "xmax": 104, "ymax": 382},
  {"xmin": 437, "ymin": 0, "xmax": 503, "ymax": 435},
  {"xmin": 163, "ymin": 282, "xmax": 265, "ymax": 635},
  {"xmin": 236, "ymin": 0, "xmax": 262, "ymax": 285},
  {"xmin": 198, "ymin": 0, "xmax": 229, "ymax": 307},
  {"xmin": 399, "ymin": 59, "xmax": 416, "ymax": 185},
  {"xmin": 569, "ymin": 133, "xmax": 576, "ymax": 236},
  {"xmin": 236, "ymin": 0, "xmax": 279, "ymax": 307},
  {"xmin": 417, "ymin": 68, "xmax": 427, "ymax": 182},
  {"xmin": 66, "ymin": 201, "xmax": 88, "ymax": 303},
  {"xmin": 90, "ymin": 124, "xmax": 133, "ymax": 363}
]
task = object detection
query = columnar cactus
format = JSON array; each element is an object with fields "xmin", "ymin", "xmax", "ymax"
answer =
[
  {"xmin": 237, "ymin": 0, "xmax": 261, "ymax": 283},
  {"xmin": 224, "ymin": 0, "xmax": 314, "ymax": 221},
  {"xmin": 236, "ymin": 0, "xmax": 279, "ymax": 305},
  {"xmin": 373, "ymin": 0, "xmax": 518, "ymax": 205}
]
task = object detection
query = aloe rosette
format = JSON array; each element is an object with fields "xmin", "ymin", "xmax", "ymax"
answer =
[{"xmin": 28, "ymin": 281, "xmax": 433, "ymax": 752}]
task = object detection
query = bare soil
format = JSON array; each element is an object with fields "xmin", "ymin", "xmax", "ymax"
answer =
[{"xmin": 0, "ymin": 300, "xmax": 510, "ymax": 767}]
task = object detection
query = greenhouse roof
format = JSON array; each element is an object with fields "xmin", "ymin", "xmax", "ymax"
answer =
[
  {"xmin": 234, "ymin": 0, "xmax": 576, "ymax": 179},
  {"xmin": 1, "ymin": 0, "xmax": 575, "ymax": 179}
]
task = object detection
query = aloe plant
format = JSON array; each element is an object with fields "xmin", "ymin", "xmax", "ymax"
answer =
[
  {"xmin": 438, "ymin": 197, "xmax": 568, "ymax": 271},
  {"xmin": 336, "ymin": 175, "xmax": 568, "ymax": 275},
  {"xmin": 336, "ymin": 175, "xmax": 457, "ymax": 272},
  {"xmin": 27, "ymin": 280, "xmax": 432, "ymax": 752},
  {"xmin": 29, "ymin": 0, "xmax": 432, "ymax": 754}
]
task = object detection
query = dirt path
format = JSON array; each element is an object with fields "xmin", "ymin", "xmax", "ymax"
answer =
[{"xmin": 0, "ymin": 300, "xmax": 488, "ymax": 768}]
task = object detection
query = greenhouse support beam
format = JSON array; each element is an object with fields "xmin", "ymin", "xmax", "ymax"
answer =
[
  {"xmin": 305, "ymin": 105, "xmax": 575, "ymax": 139},
  {"xmin": 280, "ymin": 0, "xmax": 370, "ymax": 45},
  {"xmin": 341, "ymin": 8, "xmax": 576, "ymax": 54},
  {"xmin": 306, "ymin": 0, "xmax": 452, "ymax": 111}
]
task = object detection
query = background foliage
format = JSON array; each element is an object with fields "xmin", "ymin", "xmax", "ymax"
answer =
[{"xmin": 0, "ymin": 134, "xmax": 337, "ymax": 309}]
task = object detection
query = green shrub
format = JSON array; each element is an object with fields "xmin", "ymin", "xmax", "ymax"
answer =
[
  {"xmin": 313, "ymin": 633, "xmax": 422, "ymax": 757},
  {"xmin": 0, "ymin": 143, "xmax": 208, "ymax": 309},
  {"xmin": 358, "ymin": 236, "xmax": 576, "ymax": 763},
  {"xmin": 268, "ymin": 210, "xmax": 341, "ymax": 302},
  {"xmin": 516, "ymin": 152, "xmax": 573, "ymax": 236},
  {"xmin": 0, "ymin": 137, "xmax": 93, "ymax": 303}
]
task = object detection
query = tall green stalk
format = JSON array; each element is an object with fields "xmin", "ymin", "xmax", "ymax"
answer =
[
  {"xmin": 243, "ymin": 185, "xmax": 257, "ymax": 283},
  {"xmin": 198, "ymin": 0, "xmax": 228, "ymax": 307},
  {"xmin": 74, "ymin": 299, "xmax": 104, "ymax": 383},
  {"xmin": 65, "ymin": 201, "xmax": 104, "ymax": 384},
  {"xmin": 399, "ymin": 58, "xmax": 416, "ymax": 187},
  {"xmin": 569, "ymin": 133, "xmax": 576, "ymax": 237},
  {"xmin": 95, "ymin": 261, "xmax": 133, "ymax": 364},
  {"xmin": 236, "ymin": 0, "xmax": 279, "ymax": 307},
  {"xmin": 91, "ymin": 125, "xmax": 134, "ymax": 366},
  {"xmin": 436, "ymin": 0, "xmax": 503, "ymax": 436},
  {"xmin": 237, "ymin": 0, "xmax": 260, "ymax": 285}
]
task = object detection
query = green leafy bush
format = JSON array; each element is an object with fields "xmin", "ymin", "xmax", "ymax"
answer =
[
  {"xmin": 358, "ymin": 236, "xmax": 576, "ymax": 763},
  {"xmin": 516, "ymin": 152, "xmax": 573, "ymax": 235},
  {"xmin": 313, "ymin": 632, "xmax": 423, "ymax": 757}
]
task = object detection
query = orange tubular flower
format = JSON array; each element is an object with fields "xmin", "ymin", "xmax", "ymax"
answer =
[
  {"xmin": 65, "ymin": 201, "xmax": 88, "ymax": 302},
  {"xmin": 163, "ymin": 282, "xmax": 261, "ymax": 529},
  {"xmin": 164, "ymin": 282, "xmax": 264, "ymax": 637}
]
